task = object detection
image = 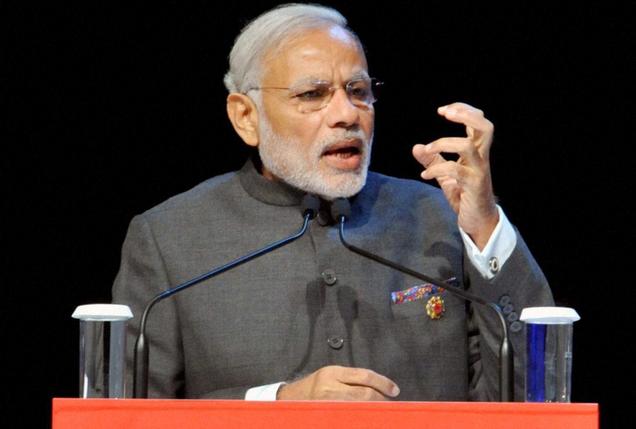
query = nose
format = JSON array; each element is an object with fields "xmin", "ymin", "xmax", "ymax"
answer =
[{"xmin": 325, "ymin": 87, "xmax": 361, "ymax": 129}]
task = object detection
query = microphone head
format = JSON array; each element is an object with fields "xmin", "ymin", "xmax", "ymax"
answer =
[
  {"xmin": 330, "ymin": 198, "xmax": 351, "ymax": 222},
  {"xmin": 301, "ymin": 194, "xmax": 321, "ymax": 219}
]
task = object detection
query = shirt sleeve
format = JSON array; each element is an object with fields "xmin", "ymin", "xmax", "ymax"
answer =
[
  {"xmin": 244, "ymin": 382, "xmax": 286, "ymax": 401},
  {"xmin": 459, "ymin": 205, "xmax": 517, "ymax": 280}
]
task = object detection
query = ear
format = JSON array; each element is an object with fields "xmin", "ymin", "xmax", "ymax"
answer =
[{"xmin": 226, "ymin": 93, "xmax": 260, "ymax": 147}]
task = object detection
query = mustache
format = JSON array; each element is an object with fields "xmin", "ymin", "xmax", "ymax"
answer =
[{"xmin": 315, "ymin": 128, "xmax": 369, "ymax": 153}]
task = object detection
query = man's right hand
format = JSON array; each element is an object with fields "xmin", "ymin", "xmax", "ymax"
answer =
[{"xmin": 276, "ymin": 365, "xmax": 400, "ymax": 400}]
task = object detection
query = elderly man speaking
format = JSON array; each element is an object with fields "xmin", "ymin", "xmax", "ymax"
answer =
[{"xmin": 113, "ymin": 3, "xmax": 553, "ymax": 402}]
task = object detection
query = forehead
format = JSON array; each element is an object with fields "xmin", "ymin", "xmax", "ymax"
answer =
[{"xmin": 261, "ymin": 26, "xmax": 369, "ymax": 85}]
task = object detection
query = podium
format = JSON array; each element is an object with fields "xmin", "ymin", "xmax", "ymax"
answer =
[{"xmin": 52, "ymin": 398, "xmax": 598, "ymax": 428}]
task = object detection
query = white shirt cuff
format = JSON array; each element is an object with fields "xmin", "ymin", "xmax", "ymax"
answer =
[
  {"xmin": 459, "ymin": 205, "xmax": 517, "ymax": 280},
  {"xmin": 244, "ymin": 382, "xmax": 286, "ymax": 401}
]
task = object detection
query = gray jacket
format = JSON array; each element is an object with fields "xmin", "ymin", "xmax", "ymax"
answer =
[{"xmin": 112, "ymin": 159, "xmax": 553, "ymax": 400}]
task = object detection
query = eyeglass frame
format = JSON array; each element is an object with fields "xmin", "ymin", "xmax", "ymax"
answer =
[{"xmin": 243, "ymin": 77, "xmax": 383, "ymax": 113}]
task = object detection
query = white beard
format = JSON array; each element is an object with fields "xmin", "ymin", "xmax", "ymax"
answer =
[{"xmin": 257, "ymin": 114, "xmax": 373, "ymax": 200}]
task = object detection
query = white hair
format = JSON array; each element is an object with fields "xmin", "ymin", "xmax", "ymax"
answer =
[{"xmin": 223, "ymin": 3, "xmax": 356, "ymax": 94}]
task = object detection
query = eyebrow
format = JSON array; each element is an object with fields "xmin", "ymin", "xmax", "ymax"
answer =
[
  {"xmin": 289, "ymin": 71, "xmax": 371, "ymax": 88},
  {"xmin": 349, "ymin": 71, "xmax": 371, "ymax": 81}
]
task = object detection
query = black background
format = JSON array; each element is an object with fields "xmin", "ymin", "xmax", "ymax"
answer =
[{"xmin": 3, "ymin": 1, "xmax": 634, "ymax": 427}]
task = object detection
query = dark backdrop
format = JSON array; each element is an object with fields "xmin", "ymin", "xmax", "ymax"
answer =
[{"xmin": 3, "ymin": 1, "xmax": 634, "ymax": 427}]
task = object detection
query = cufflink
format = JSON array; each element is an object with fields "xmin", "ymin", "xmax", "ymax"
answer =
[{"xmin": 488, "ymin": 257, "xmax": 500, "ymax": 274}]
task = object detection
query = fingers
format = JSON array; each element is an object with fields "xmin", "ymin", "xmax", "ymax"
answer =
[
  {"xmin": 412, "ymin": 102, "xmax": 495, "ymax": 181},
  {"xmin": 346, "ymin": 385, "xmax": 391, "ymax": 401},
  {"xmin": 414, "ymin": 138, "xmax": 480, "ymax": 166},
  {"xmin": 419, "ymin": 159, "xmax": 467, "ymax": 182},
  {"xmin": 413, "ymin": 139, "xmax": 483, "ymax": 185},
  {"xmin": 438, "ymin": 102, "xmax": 494, "ymax": 137},
  {"xmin": 278, "ymin": 365, "xmax": 400, "ymax": 401},
  {"xmin": 335, "ymin": 366, "xmax": 400, "ymax": 399},
  {"xmin": 412, "ymin": 143, "xmax": 444, "ymax": 168},
  {"xmin": 438, "ymin": 102, "xmax": 494, "ymax": 155}
]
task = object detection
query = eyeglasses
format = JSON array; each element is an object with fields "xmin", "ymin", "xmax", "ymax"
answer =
[{"xmin": 245, "ymin": 77, "xmax": 383, "ymax": 113}]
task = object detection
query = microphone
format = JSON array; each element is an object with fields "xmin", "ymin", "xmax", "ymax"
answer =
[
  {"xmin": 132, "ymin": 194, "xmax": 320, "ymax": 398},
  {"xmin": 330, "ymin": 198, "xmax": 513, "ymax": 402}
]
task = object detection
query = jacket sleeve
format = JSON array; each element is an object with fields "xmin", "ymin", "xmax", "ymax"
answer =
[
  {"xmin": 465, "ymin": 228, "xmax": 554, "ymax": 401},
  {"xmin": 112, "ymin": 215, "xmax": 185, "ymax": 398}
]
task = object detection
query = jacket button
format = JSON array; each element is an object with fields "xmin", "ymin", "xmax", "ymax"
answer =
[
  {"xmin": 321, "ymin": 269, "xmax": 337, "ymax": 286},
  {"xmin": 498, "ymin": 295, "xmax": 511, "ymax": 306},
  {"xmin": 317, "ymin": 210, "xmax": 331, "ymax": 226},
  {"xmin": 503, "ymin": 304, "xmax": 514, "ymax": 315},
  {"xmin": 327, "ymin": 336, "xmax": 344, "ymax": 349},
  {"xmin": 510, "ymin": 321, "xmax": 523, "ymax": 333}
]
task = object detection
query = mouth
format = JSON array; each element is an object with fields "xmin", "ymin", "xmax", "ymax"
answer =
[{"xmin": 321, "ymin": 139, "xmax": 364, "ymax": 170}]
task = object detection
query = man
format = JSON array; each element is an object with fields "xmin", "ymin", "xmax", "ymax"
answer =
[{"xmin": 113, "ymin": 3, "xmax": 553, "ymax": 401}]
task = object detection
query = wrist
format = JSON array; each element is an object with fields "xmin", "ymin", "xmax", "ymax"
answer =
[
  {"xmin": 276, "ymin": 382, "xmax": 290, "ymax": 400},
  {"xmin": 468, "ymin": 208, "xmax": 499, "ymax": 251}
]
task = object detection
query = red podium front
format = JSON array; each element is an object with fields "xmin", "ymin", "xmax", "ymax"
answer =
[{"xmin": 52, "ymin": 398, "xmax": 598, "ymax": 429}]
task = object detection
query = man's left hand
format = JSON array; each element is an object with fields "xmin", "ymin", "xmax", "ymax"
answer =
[{"xmin": 412, "ymin": 102, "xmax": 499, "ymax": 250}]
